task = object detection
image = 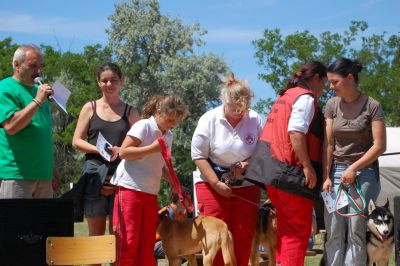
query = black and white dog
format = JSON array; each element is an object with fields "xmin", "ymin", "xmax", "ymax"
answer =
[{"xmin": 367, "ymin": 199, "xmax": 394, "ymax": 266}]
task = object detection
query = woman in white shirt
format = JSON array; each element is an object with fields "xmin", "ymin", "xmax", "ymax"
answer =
[{"xmin": 191, "ymin": 73, "xmax": 263, "ymax": 266}]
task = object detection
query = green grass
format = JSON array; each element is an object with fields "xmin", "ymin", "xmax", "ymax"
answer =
[
  {"xmin": 304, "ymin": 232, "xmax": 323, "ymax": 266},
  {"xmin": 74, "ymin": 220, "xmax": 89, "ymax": 236},
  {"xmin": 304, "ymin": 252, "xmax": 396, "ymax": 266}
]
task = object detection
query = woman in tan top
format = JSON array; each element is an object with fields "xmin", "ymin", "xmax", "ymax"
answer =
[{"xmin": 322, "ymin": 58, "xmax": 386, "ymax": 266}]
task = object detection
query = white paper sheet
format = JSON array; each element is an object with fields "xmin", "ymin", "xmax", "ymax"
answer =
[
  {"xmin": 96, "ymin": 132, "xmax": 112, "ymax": 162},
  {"xmin": 52, "ymin": 80, "xmax": 71, "ymax": 114},
  {"xmin": 321, "ymin": 189, "xmax": 349, "ymax": 213}
]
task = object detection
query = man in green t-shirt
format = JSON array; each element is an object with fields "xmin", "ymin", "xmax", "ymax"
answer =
[{"xmin": 0, "ymin": 44, "xmax": 60, "ymax": 198}]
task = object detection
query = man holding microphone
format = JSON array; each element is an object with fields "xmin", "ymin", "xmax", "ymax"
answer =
[{"xmin": 0, "ymin": 44, "xmax": 60, "ymax": 198}]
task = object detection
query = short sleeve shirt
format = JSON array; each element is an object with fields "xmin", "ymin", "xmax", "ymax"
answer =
[
  {"xmin": 111, "ymin": 116, "xmax": 172, "ymax": 195},
  {"xmin": 0, "ymin": 77, "xmax": 53, "ymax": 180},
  {"xmin": 324, "ymin": 94, "xmax": 385, "ymax": 164},
  {"xmin": 191, "ymin": 106, "xmax": 264, "ymax": 185},
  {"xmin": 288, "ymin": 94, "xmax": 315, "ymax": 133}
]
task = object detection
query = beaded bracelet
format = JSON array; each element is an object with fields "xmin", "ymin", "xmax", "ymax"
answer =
[{"xmin": 32, "ymin": 98, "xmax": 42, "ymax": 108}]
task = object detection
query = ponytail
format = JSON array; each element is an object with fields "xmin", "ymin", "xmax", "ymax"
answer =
[
  {"xmin": 141, "ymin": 94, "xmax": 189, "ymax": 122},
  {"xmin": 141, "ymin": 95, "xmax": 163, "ymax": 119},
  {"xmin": 280, "ymin": 61, "xmax": 327, "ymax": 95}
]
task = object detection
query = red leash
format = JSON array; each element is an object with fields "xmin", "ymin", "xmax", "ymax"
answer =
[{"xmin": 158, "ymin": 137, "xmax": 194, "ymax": 214}]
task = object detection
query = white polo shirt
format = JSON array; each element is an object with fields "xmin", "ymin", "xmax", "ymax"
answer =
[
  {"xmin": 191, "ymin": 105, "xmax": 263, "ymax": 185},
  {"xmin": 111, "ymin": 116, "xmax": 172, "ymax": 195}
]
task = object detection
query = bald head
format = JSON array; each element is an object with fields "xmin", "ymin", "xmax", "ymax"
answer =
[{"xmin": 12, "ymin": 45, "xmax": 44, "ymax": 86}]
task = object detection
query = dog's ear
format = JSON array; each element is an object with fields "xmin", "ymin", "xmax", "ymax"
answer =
[
  {"xmin": 384, "ymin": 198, "xmax": 390, "ymax": 209},
  {"xmin": 368, "ymin": 199, "xmax": 376, "ymax": 214}
]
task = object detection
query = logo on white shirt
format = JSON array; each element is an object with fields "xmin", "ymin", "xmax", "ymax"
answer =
[{"xmin": 245, "ymin": 134, "xmax": 256, "ymax": 145}]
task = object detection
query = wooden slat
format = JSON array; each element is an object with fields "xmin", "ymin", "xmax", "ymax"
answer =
[{"xmin": 46, "ymin": 235, "xmax": 115, "ymax": 265}]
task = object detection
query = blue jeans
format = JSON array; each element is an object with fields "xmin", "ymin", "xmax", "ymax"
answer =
[{"xmin": 324, "ymin": 164, "xmax": 380, "ymax": 266}]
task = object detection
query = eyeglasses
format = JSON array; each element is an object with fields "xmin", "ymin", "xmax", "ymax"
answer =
[{"xmin": 226, "ymin": 104, "xmax": 248, "ymax": 116}]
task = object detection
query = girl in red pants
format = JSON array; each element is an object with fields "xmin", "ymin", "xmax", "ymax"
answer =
[{"xmin": 111, "ymin": 94, "xmax": 188, "ymax": 266}]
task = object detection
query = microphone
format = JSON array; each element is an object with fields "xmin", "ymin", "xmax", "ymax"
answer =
[{"xmin": 34, "ymin": 77, "xmax": 53, "ymax": 102}]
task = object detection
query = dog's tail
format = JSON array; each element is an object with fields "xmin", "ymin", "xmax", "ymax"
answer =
[
  {"xmin": 221, "ymin": 228, "xmax": 237, "ymax": 266},
  {"xmin": 259, "ymin": 201, "xmax": 274, "ymax": 235}
]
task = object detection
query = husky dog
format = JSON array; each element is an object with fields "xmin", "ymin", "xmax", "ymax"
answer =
[{"xmin": 367, "ymin": 199, "xmax": 394, "ymax": 266}]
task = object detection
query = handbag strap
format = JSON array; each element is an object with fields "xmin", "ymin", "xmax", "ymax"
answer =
[{"xmin": 158, "ymin": 137, "xmax": 194, "ymax": 214}]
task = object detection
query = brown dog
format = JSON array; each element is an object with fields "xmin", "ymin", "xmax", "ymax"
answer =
[
  {"xmin": 157, "ymin": 210, "xmax": 237, "ymax": 266},
  {"xmin": 249, "ymin": 201, "xmax": 277, "ymax": 266}
]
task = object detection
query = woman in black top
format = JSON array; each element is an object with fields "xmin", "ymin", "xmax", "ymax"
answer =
[{"xmin": 73, "ymin": 62, "xmax": 139, "ymax": 238}]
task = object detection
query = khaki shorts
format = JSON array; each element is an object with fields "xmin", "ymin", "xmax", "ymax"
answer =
[{"xmin": 0, "ymin": 179, "xmax": 53, "ymax": 199}]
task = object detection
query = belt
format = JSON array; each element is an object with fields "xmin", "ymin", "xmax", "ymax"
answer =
[{"xmin": 207, "ymin": 159, "xmax": 244, "ymax": 187}]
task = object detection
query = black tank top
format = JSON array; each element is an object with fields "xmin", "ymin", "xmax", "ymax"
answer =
[{"xmin": 85, "ymin": 101, "xmax": 131, "ymax": 170}]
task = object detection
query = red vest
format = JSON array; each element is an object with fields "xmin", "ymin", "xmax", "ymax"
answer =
[
  {"xmin": 260, "ymin": 87, "xmax": 323, "ymax": 167},
  {"xmin": 245, "ymin": 87, "xmax": 324, "ymax": 199}
]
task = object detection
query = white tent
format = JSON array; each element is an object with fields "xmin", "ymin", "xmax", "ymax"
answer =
[{"xmin": 377, "ymin": 127, "xmax": 400, "ymax": 213}]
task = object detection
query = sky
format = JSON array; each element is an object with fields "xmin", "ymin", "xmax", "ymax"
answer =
[{"xmin": 1, "ymin": 0, "xmax": 399, "ymax": 102}]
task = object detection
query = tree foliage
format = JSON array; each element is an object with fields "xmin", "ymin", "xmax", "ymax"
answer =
[
  {"xmin": 253, "ymin": 21, "xmax": 400, "ymax": 126},
  {"xmin": 107, "ymin": 0, "xmax": 228, "ymax": 195},
  {"xmin": 0, "ymin": 1, "xmax": 227, "ymax": 202},
  {"xmin": 0, "ymin": 38, "xmax": 18, "ymax": 79}
]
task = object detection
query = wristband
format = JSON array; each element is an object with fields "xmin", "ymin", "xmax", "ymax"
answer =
[{"xmin": 32, "ymin": 98, "xmax": 42, "ymax": 108}]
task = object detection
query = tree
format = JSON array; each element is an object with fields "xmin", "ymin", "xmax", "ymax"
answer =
[
  {"xmin": 253, "ymin": 21, "xmax": 400, "ymax": 126},
  {"xmin": 0, "ymin": 38, "xmax": 18, "ymax": 79},
  {"xmin": 107, "ymin": 0, "xmax": 228, "ymax": 199}
]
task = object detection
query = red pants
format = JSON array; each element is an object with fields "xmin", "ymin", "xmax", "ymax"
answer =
[
  {"xmin": 196, "ymin": 183, "xmax": 261, "ymax": 266},
  {"xmin": 267, "ymin": 185, "xmax": 313, "ymax": 266},
  {"xmin": 113, "ymin": 187, "xmax": 158, "ymax": 266}
]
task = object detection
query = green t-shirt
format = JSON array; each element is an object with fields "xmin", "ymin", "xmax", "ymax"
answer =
[{"xmin": 0, "ymin": 77, "xmax": 53, "ymax": 180}]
